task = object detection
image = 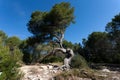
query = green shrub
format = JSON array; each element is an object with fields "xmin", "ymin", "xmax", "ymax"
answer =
[
  {"xmin": 54, "ymin": 68, "xmax": 97, "ymax": 80},
  {"xmin": 71, "ymin": 54, "xmax": 88, "ymax": 69},
  {"xmin": 0, "ymin": 44, "xmax": 23, "ymax": 80}
]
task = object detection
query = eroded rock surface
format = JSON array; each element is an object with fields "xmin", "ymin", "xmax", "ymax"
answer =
[
  {"xmin": 19, "ymin": 64, "xmax": 120, "ymax": 80},
  {"xmin": 20, "ymin": 64, "xmax": 60, "ymax": 80}
]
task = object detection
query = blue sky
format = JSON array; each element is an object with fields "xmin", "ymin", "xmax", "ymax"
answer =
[{"xmin": 0, "ymin": 0, "xmax": 120, "ymax": 43}]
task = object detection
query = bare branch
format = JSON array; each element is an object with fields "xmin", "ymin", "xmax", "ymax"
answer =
[
  {"xmin": 39, "ymin": 48, "xmax": 66, "ymax": 63},
  {"xmin": 53, "ymin": 34, "xmax": 60, "ymax": 41},
  {"xmin": 54, "ymin": 48, "xmax": 66, "ymax": 53}
]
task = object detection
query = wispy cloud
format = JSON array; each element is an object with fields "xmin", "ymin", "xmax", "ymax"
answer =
[{"xmin": 12, "ymin": 2, "xmax": 26, "ymax": 17}]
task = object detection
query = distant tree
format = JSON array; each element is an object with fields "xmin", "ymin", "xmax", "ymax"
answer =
[
  {"xmin": 105, "ymin": 13, "xmax": 120, "ymax": 63},
  {"xmin": 105, "ymin": 13, "xmax": 120, "ymax": 50},
  {"xmin": 6, "ymin": 36, "xmax": 21, "ymax": 47},
  {"xmin": 28, "ymin": 2, "xmax": 75, "ymax": 69},
  {"xmin": 0, "ymin": 30, "xmax": 7, "ymax": 45},
  {"xmin": 63, "ymin": 40, "xmax": 82, "ymax": 54},
  {"xmin": 6, "ymin": 36, "xmax": 21, "ymax": 57},
  {"xmin": 0, "ymin": 38, "xmax": 23, "ymax": 80},
  {"xmin": 63, "ymin": 40, "xmax": 74, "ymax": 49},
  {"xmin": 83, "ymin": 32, "xmax": 113, "ymax": 63},
  {"xmin": 106, "ymin": 13, "xmax": 120, "ymax": 40},
  {"xmin": 73, "ymin": 43, "xmax": 82, "ymax": 54}
]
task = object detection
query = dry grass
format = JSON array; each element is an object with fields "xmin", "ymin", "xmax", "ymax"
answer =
[{"xmin": 53, "ymin": 68, "xmax": 108, "ymax": 80}]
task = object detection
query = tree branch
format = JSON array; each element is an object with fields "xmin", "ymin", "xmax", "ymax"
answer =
[
  {"xmin": 39, "ymin": 48, "xmax": 66, "ymax": 63},
  {"xmin": 53, "ymin": 34, "xmax": 60, "ymax": 41}
]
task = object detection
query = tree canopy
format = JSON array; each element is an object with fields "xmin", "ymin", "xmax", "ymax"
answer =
[
  {"xmin": 28, "ymin": 2, "xmax": 74, "ymax": 47},
  {"xmin": 83, "ymin": 32, "xmax": 113, "ymax": 63},
  {"xmin": 106, "ymin": 13, "xmax": 120, "ymax": 38},
  {"xmin": 0, "ymin": 30, "xmax": 7, "ymax": 44},
  {"xmin": 6, "ymin": 36, "xmax": 21, "ymax": 47}
]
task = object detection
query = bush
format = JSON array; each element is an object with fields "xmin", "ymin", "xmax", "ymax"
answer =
[
  {"xmin": 71, "ymin": 54, "xmax": 88, "ymax": 69},
  {"xmin": 54, "ymin": 68, "xmax": 98, "ymax": 80},
  {"xmin": 0, "ymin": 44, "xmax": 23, "ymax": 80}
]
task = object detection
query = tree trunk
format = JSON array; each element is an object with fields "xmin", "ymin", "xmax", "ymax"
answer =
[
  {"xmin": 59, "ymin": 33, "xmax": 64, "ymax": 48},
  {"xmin": 40, "ymin": 33, "xmax": 74, "ymax": 70},
  {"xmin": 63, "ymin": 48, "xmax": 74, "ymax": 69},
  {"xmin": 39, "ymin": 47, "xmax": 74, "ymax": 69},
  {"xmin": 55, "ymin": 33, "xmax": 74, "ymax": 69},
  {"xmin": 51, "ymin": 48, "xmax": 75, "ymax": 69}
]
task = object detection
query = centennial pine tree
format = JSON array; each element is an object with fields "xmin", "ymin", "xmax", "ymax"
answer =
[{"xmin": 28, "ymin": 2, "xmax": 75, "ymax": 69}]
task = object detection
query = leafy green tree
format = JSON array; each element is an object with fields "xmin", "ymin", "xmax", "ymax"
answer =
[
  {"xmin": 0, "ymin": 30, "xmax": 7, "ymax": 45},
  {"xmin": 73, "ymin": 43, "xmax": 82, "ymax": 54},
  {"xmin": 6, "ymin": 36, "xmax": 21, "ymax": 47},
  {"xmin": 0, "ymin": 31, "xmax": 23, "ymax": 79},
  {"xmin": 83, "ymin": 32, "xmax": 112, "ymax": 63},
  {"xmin": 105, "ymin": 13, "xmax": 120, "ymax": 50},
  {"xmin": 6, "ymin": 36, "xmax": 21, "ymax": 58},
  {"xmin": 28, "ymin": 2, "xmax": 74, "ymax": 48},
  {"xmin": 20, "ymin": 38, "xmax": 53, "ymax": 64},
  {"xmin": 28, "ymin": 2, "xmax": 75, "ymax": 68},
  {"xmin": 0, "ymin": 39, "xmax": 23, "ymax": 80},
  {"xmin": 63, "ymin": 40, "xmax": 74, "ymax": 49},
  {"xmin": 105, "ymin": 13, "xmax": 120, "ymax": 63},
  {"xmin": 63, "ymin": 40, "xmax": 82, "ymax": 54},
  {"xmin": 106, "ymin": 13, "xmax": 120, "ymax": 41}
]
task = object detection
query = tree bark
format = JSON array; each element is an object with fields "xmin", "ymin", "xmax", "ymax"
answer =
[
  {"xmin": 40, "ymin": 48, "xmax": 74, "ymax": 69},
  {"xmin": 54, "ymin": 33, "xmax": 64, "ymax": 48},
  {"xmin": 54, "ymin": 48, "xmax": 74, "ymax": 69},
  {"xmin": 40, "ymin": 33, "xmax": 74, "ymax": 70},
  {"xmin": 59, "ymin": 33, "xmax": 64, "ymax": 48},
  {"xmin": 63, "ymin": 48, "xmax": 74, "ymax": 69}
]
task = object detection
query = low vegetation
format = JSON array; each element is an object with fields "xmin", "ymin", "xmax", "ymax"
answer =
[{"xmin": 0, "ymin": 39, "xmax": 23, "ymax": 80}]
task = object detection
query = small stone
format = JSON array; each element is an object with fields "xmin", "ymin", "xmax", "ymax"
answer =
[
  {"xmin": 112, "ymin": 76, "xmax": 119, "ymax": 80},
  {"xmin": 102, "ymin": 69, "xmax": 110, "ymax": 72},
  {"xmin": 99, "ymin": 74, "xmax": 107, "ymax": 77},
  {"xmin": 0, "ymin": 72, "xmax": 2, "ymax": 75}
]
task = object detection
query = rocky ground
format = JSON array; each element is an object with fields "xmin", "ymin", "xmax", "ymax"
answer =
[
  {"xmin": 96, "ymin": 68, "xmax": 120, "ymax": 80},
  {"xmin": 19, "ymin": 64, "xmax": 120, "ymax": 80},
  {"xmin": 19, "ymin": 64, "xmax": 59, "ymax": 80}
]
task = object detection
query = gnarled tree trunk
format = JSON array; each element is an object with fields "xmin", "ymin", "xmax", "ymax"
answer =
[
  {"xmin": 40, "ymin": 33, "xmax": 74, "ymax": 70},
  {"xmin": 40, "ymin": 48, "xmax": 74, "ymax": 69},
  {"xmin": 63, "ymin": 48, "xmax": 74, "ymax": 69}
]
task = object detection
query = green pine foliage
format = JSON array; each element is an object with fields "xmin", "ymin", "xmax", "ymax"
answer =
[{"xmin": 0, "ymin": 39, "xmax": 23, "ymax": 80}]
